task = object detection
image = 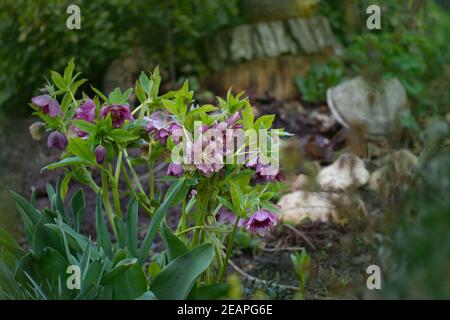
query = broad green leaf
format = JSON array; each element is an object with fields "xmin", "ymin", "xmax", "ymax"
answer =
[
  {"xmin": 136, "ymin": 291, "xmax": 157, "ymax": 300},
  {"xmin": 0, "ymin": 226, "xmax": 26, "ymax": 258},
  {"xmin": 68, "ymin": 138, "xmax": 95, "ymax": 162},
  {"xmin": 126, "ymin": 196, "xmax": 138, "ymax": 257},
  {"xmin": 242, "ymin": 101, "xmax": 254, "ymax": 130},
  {"xmin": 101, "ymin": 262, "xmax": 148, "ymax": 299},
  {"xmin": 70, "ymin": 188, "xmax": 85, "ymax": 232},
  {"xmin": 254, "ymin": 114, "xmax": 275, "ymax": 129},
  {"xmin": 72, "ymin": 119, "xmax": 97, "ymax": 135},
  {"xmin": 42, "ymin": 156, "xmax": 89, "ymax": 171},
  {"xmin": 51, "ymin": 71, "xmax": 66, "ymax": 91},
  {"xmin": 63, "ymin": 58, "xmax": 75, "ymax": 83},
  {"xmin": 150, "ymin": 243, "xmax": 215, "ymax": 300},
  {"xmin": 195, "ymin": 283, "xmax": 229, "ymax": 300},
  {"xmin": 10, "ymin": 191, "xmax": 41, "ymax": 226},
  {"xmin": 161, "ymin": 221, "xmax": 187, "ymax": 262},
  {"xmin": 138, "ymin": 178, "xmax": 187, "ymax": 264},
  {"xmin": 91, "ymin": 86, "xmax": 108, "ymax": 102}
]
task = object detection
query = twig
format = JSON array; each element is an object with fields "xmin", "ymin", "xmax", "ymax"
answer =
[
  {"xmin": 284, "ymin": 224, "xmax": 316, "ymax": 250},
  {"xmin": 228, "ymin": 260, "xmax": 299, "ymax": 291},
  {"xmin": 261, "ymin": 246, "xmax": 306, "ymax": 252}
]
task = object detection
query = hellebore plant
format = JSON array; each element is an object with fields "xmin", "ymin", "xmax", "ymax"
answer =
[{"xmin": 18, "ymin": 59, "xmax": 287, "ymax": 295}]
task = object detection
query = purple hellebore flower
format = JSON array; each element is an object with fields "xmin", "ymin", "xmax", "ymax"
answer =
[
  {"xmin": 47, "ymin": 131, "xmax": 67, "ymax": 150},
  {"xmin": 227, "ymin": 112, "xmax": 241, "ymax": 126},
  {"xmin": 95, "ymin": 145, "xmax": 106, "ymax": 164},
  {"xmin": 216, "ymin": 209, "xmax": 246, "ymax": 227},
  {"xmin": 145, "ymin": 111, "xmax": 181, "ymax": 144},
  {"xmin": 100, "ymin": 104, "xmax": 133, "ymax": 128},
  {"xmin": 168, "ymin": 122, "xmax": 183, "ymax": 144},
  {"xmin": 255, "ymin": 161, "xmax": 283, "ymax": 182},
  {"xmin": 31, "ymin": 95, "xmax": 61, "ymax": 117},
  {"xmin": 75, "ymin": 99, "xmax": 96, "ymax": 122},
  {"xmin": 167, "ymin": 162, "xmax": 183, "ymax": 178},
  {"xmin": 245, "ymin": 209, "xmax": 278, "ymax": 236},
  {"xmin": 75, "ymin": 99, "xmax": 96, "ymax": 137}
]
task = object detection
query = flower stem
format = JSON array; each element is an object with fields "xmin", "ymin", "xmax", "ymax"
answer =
[
  {"xmin": 101, "ymin": 167, "xmax": 117, "ymax": 236},
  {"xmin": 218, "ymin": 217, "xmax": 240, "ymax": 283}
]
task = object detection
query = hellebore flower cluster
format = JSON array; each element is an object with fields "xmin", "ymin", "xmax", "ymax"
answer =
[{"xmin": 28, "ymin": 63, "xmax": 283, "ymax": 288}]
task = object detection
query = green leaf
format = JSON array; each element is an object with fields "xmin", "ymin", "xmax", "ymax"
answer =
[
  {"xmin": 102, "ymin": 261, "xmax": 148, "ymax": 299},
  {"xmin": 254, "ymin": 114, "xmax": 275, "ymax": 129},
  {"xmin": 242, "ymin": 101, "xmax": 254, "ymax": 130},
  {"xmin": 229, "ymin": 180, "xmax": 243, "ymax": 212},
  {"xmin": 150, "ymin": 243, "xmax": 215, "ymax": 300},
  {"xmin": 51, "ymin": 71, "xmax": 66, "ymax": 91},
  {"xmin": 72, "ymin": 119, "xmax": 96, "ymax": 135},
  {"xmin": 136, "ymin": 291, "xmax": 157, "ymax": 300},
  {"xmin": 68, "ymin": 138, "xmax": 94, "ymax": 162},
  {"xmin": 126, "ymin": 196, "xmax": 138, "ymax": 257},
  {"xmin": 161, "ymin": 221, "xmax": 187, "ymax": 262},
  {"xmin": 162, "ymin": 99, "xmax": 178, "ymax": 115},
  {"xmin": 42, "ymin": 156, "xmax": 89, "ymax": 171},
  {"xmin": 91, "ymin": 86, "xmax": 108, "ymax": 102},
  {"xmin": 138, "ymin": 178, "xmax": 188, "ymax": 264},
  {"xmin": 70, "ymin": 188, "xmax": 85, "ymax": 232},
  {"xmin": 10, "ymin": 191, "xmax": 41, "ymax": 226},
  {"xmin": 0, "ymin": 226, "xmax": 26, "ymax": 258},
  {"xmin": 195, "ymin": 283, "xmax": 229, "ymax": 300},
  {"xmin": 63, "ymin": 58, "xmax": 75, "ymax": 83},
  {"xmin": 60, "ymin": 173, "xmax": 71, "ymax": 200},
  {"xmin": 107, "ymin": 129, "xmax": 139, "ymax": 143}
]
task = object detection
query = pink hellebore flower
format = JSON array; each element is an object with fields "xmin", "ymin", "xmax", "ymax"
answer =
[
  {"xmin": 31, "ymin": 95, "xmax": 61, "ymax": 117},
  {"xmin": 100, "ymin": 104, "xmax": 133, "ymax": 128},
  {"xmin": 75, "ymin": 99, "xmax": 96, "ymax": 122},
  {"xmin": 216, "ymin": 209, "xmax": 246, "ymax": 227},
  {"xmin": 255, "ymin": 161, "xmax": 283, "ymax": 182},
  {"xmin": 146, "ymin": 111, "xmax": 181, "ymax": 144},
  {"xmin": 245, "ymin": 209, "xmax": 278, "ymax": 236},
  {"xmin": 75, "ymin": 99, "xmax": 96, "ymax": 137},
  {"xmin": 167, "ymin": 162, "xmax": 183, "ymax": 178}
]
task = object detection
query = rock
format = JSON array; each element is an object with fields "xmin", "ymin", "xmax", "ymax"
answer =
[
  {"xmin": 317, "ymin": 153, "xmax": 370, "ymax": 191},
  {"xmin": 369, "ymin": 149, "xmax": 418, "ymax": 195},
  {"xmin": 327, "ymin": 76, "xmax": 410, "ymax": 136},
  {"xmin": 103, "ymin": 47, "xmax": 153, "ymax": 100},
  {"xmin": 277, "ymin": 190, "xmax": 365, "ymax": 225}
]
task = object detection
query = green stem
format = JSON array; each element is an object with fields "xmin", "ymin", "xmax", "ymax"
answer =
[
  {"xmin": 101, "ymin": 167, "xmax": 117, "ymax": 236},
  {"xmin": 124, "ymin": 150, "xmax": 147, "ymax": 197},
  {"xmin": 109, "ymin": 163, "xmax": 122, "ymax": 218},
  {"xmin": 218, "ymin": 217, "xmax": 240, "ymax": 283},
  {"xmin": 121, "ymin": 162, "xmax": 154, "ymax": 216},
  {"xmin": 149, "ymin": 159, "xmax": 154, "ymax": 201}
]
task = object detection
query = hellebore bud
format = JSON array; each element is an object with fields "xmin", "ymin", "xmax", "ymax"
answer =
[
  {"xmin": 29, "ymin": 122, "xmax": 45, "ymax": 141},
  {"xmin": 95, "ymin": 145, "xmax": 106, "ymax": 164}
]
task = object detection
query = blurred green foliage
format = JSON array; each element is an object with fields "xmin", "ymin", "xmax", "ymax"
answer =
[
  {"xmin": 0, "ymin": 0, "xmax": 239, "ymax": 117},
  {"xmin": 295, "ymin": 58, "xmax": 345, "ymax": 103},
  {"xmin": 307, "ymin": 0, "xmax": 450, "ymax": 116},
  {"xmin": 382, "ymin": 125, "xmax": 450, "ymax": 299}
]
